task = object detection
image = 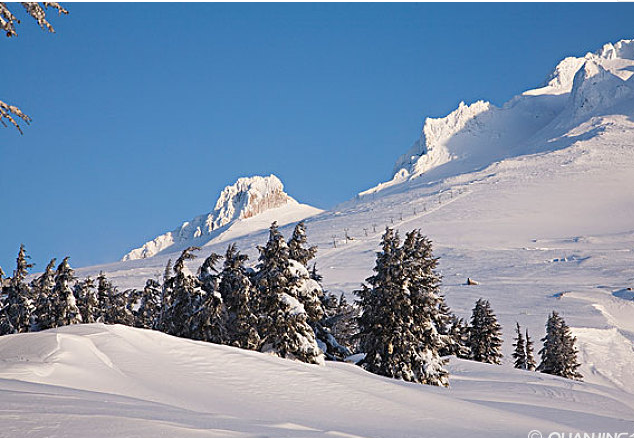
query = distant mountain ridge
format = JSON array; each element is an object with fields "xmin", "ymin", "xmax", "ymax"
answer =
[{"xmin": 122, "ymin": 175, "xmax": 321, "ymax": 260}]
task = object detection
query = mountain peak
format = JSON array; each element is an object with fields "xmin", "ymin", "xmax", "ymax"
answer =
[
  {"xmin": 363, "ymin": 38, "xmax": 634, "ymax": 196},
  {"xmin": 122, "ymin": 174, "xmax": 313, "ymax": 261}
]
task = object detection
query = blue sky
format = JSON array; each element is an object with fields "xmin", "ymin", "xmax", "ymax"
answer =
[{"xmin": 2, "ymin": 2, "xmax": 634, "ymax": 272}]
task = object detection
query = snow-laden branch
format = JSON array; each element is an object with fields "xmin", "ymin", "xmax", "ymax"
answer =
[
  {"xmin": 1, "ymin": 2, "xmax": 67, "ymax": 133},
  {"xmin": 0, "ymin": 100, "xmax": 31, "ymax": 134}
]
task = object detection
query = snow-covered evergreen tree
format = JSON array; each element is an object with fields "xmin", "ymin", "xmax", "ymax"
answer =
[
  {"xmin": 537, "ymin": 311, "xmax": 582, "ymax": 380},
  {"xmin": 439, "ymin": 315, "xmax": 470, "ymax": 358},
  {"xmin": 0, "ymin": 245, "xmax": 34, "ymax": 335},
  {"xmin": 252, "ymin": 222, "xmax": 324, "ymax": 364},
  {"xmin": 219, "ymin": 243, "xmax": 260, "ymax": 350},
  {"xmin": 329, "ymin": 293, "xmax": 359, "ymax": 354},
  {"xmin": 155, "ymin": 259, "xmax": 173, "ymax": 332},
  {"xmin": 356, "ymin": 228, "xmax": 450, "ymax": 386},
  {"xmin": 525, "ymin": 328, "xmax": 537, "ymax": 371},
  {"xmin": 95, "ymin": 271, "xmax": 111, "ymax": 323},
  {"xmin": 512, "ymin": 322, "xmax": 527, "ymax": 369},
  {"xmin": 134, "ymin": 279, "xmax": 161, "ymax": 329},
  {"xmin": 74, "ymin": 277, "xmax": 98, "ymax": 324},
  {"xmin": 468, "ymin": 298, "xmax": 503, "ymax": 364},
  {"xmin": 288, "ymin": 221, "xmax": 317, "ymax": 267},
  {"xmin": 31, "ymin": 258, "xmax": 56, "ymax": 331},
  {"xmin": 189, "ymin": 252, "xmax": 228, "ymax": 344},
  {"xmin": 163, "ymin": 247, "xmax": 201, "ymax": 338},
  {"xmin": 51, "ymin": 257, "xmax": 82, "ymax": 327}
]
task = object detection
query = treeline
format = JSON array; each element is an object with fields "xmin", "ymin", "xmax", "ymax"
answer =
[
  {"xmin": 0, "ymin": 222, "xmax": 355, "ymax": 364},
  {"xmin": 0, "ymin": 224, "xmax": 582, "ymax": 385}
]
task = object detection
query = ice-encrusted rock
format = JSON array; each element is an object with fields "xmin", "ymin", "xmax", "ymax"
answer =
[
  {"xmin": 392, "ymin": 100, "xmax": 491, "ymax": 179},
  {"xmin": 123, "ymin": 175, "xmax": 305, "ymax": 260}
]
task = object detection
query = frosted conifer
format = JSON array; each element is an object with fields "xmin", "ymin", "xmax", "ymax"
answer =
[
  {"xmin": 288, "ymin": 221, "xmax": 317, "ymax": 267},
  {"xmin": 0, "ymin": 245, "xmax": 34, "ymax": 334},
  {"xmin": 468, "ymin": 298, "xmax": 503, "ymax": 364},
  {"xmin": 219, "ymin": 244, "xmax": 260, "ymax": 350},
  {"xmin": 537, "ymin": 311, "xmax": 582, "ymax": 380},
  {"xmin": 253, "ymin": 222, "xmax": 323, "ymax": 364},
  {"xmin": 31, "ymin": 258, "xmax": 56, "ymax": 330},
  {"xmin": 74, "ymin": 277, "xmax": 98, "ymax": 324},
  {"xmin": 356, "ymin": 228, "xmax": 449, "ymax": 386},
  {"xmin": 512, "ymin": 322, "xmax": 527, "ymax": 369},
  {"xmin": 189, "ymin": 252, "xmax": 228, "ymax": 344},
  {"xmin": 51, "ymin": 257, "xmax": 82, "ymax": 327},
  {"xmin": 526, "ymin": 329, "xmax": 537, "ymax": 371}
]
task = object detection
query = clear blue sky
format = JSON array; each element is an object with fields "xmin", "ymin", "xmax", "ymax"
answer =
[{"xmin": 2, "ymin": 2, "xmax": 633, "ymax": 272}]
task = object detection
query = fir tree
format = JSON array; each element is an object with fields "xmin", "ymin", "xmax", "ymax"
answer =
[
  {"xmin": 356, "ymin": 228, "xmax": 449, "ymax": 386},
  {"xmin": 468, "ymin": 298, "xmax": 503, "ymax": 364},
  {"xmin": 512, "ymin": 322, "xmax": 527, "ymax": 369},
  {"xmin": 0, "ymin": 245, "xmax": 34, "ymax": 335},
  {"xmin": 134, "ymin": 279, "xmax": 161, "ymax": 329},
  {"xmin": 287, "ymin": 221, "xmax": 317, "ymax": 267},
  {"xmin": 537, "ymin": 311, "xmax": 582, "ymax": 380},
  {"xmin": 95, "ymin": 271, "xmax": 112, "ymax": 323},
  {"xmin": 219, "ymin": 244, "xmax": 260, "ymax": 350},
  {"xmin": 252, "ymin": 222, "xmax": 323, "ymax": 364},
  {"xmin": 525, "ymin": 328, "xmax": 537, "ymax": 371},
  {"xmin": 328, "ymin": 293, "xmax": 360, "ymax": 355},
  {"xmin": 74, "ymin": 277, "xmax": 98, "ymax": 324},
  {"xmin": 51, "ymin": 257, "xmax": 82, "ymax": 327},
  {"xmin": 156, "ymin": 259, "xmax": 173, "ymax": 332},
  {"xmin": 31, "ymin": 258, "xmax": 56, "ymax": 331},
  {"xmin": 439, "ymin": 315, "xmax": 470, "ymax": 358},
  {"xmin": 163, "ymin": 247, "xmax": 203, "ymax": 338},
  {"xmin": 189, "ymin": 252, "xmax": 228, "ymax": 344}
]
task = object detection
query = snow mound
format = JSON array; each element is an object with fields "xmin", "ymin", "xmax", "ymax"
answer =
[
  {"xmin": 365, "ymin": 38, "xmax": 634, "ymax": 195},
  {"xmin": 2, "ymin": 324, "xmax": 634, "ymax": 437},
  {"xmin": 123, "ymin": 175, "xmax": 321, "ymax": 260}
]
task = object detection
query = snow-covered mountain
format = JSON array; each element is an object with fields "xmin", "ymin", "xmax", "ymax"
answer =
[
  {"xmin": 362, "ymin": 39, "xmax": 634, "ymax": 196},
  {"xmin": 122, "ymin": 174, "xmax": 322, "ymax": 260}
]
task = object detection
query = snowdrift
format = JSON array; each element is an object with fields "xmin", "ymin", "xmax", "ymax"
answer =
[{"xmin": 2, "ymin": 324, "xmax": 634, "ymax": 438}]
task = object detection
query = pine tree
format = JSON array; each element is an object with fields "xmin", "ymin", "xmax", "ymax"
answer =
[
  {"xmin": 525, "ymin": 328, "xmax": 537, "ymax": 371},
  {"xmin": 468, "ymin": 298, "xmax": 503, "ymax": 364},
  {"xmin": 439, "ymin": 315, "xmax": 470, "ymax": 358},
  {"xmin": 328, "ymin": 293, "xmax": 360, "ymax": 355},
  {"xmin": 537, "ymin": 311, "xmax": 582, "ymax": 380},
  {"xmin": 189, "ymin": 252, "xmax": 228, "ymax": 344},
  {"xmin": 134, "ymin": 279, "xmax": 161, "ymax": 329},
  {"xmin": 0, "ymin": 245, "xmax": 34, "ymax": 335},
  {"xmin": 31, "ymin": 258, "xmax": 56, "ymax": 331},
  {"xmin": 163, "ymin": 247, "xmax": 202, "ymax": 338},
  {"xmin": 219, "ymin": 244, "xmax": 260, "ymax": 350},
  {"xmin": 51, "ymin": 257, "xmax": 82, "ymax": 327},
  {"xmin": 288, "ymin": 221, "xmax": 317, "ymax": 267},
  {"xmin": 74, "ymin": 277, "xmax": 98, "ymax": 324},
  {"xmin": 512, "ymin": 322, "xmax": 527, "ymax": 369},
  {"xmin": 356, "ymin": 228, "xmax": 449, "ymax": 386},
  {"xmin": 252, "ymin": 222, "xmax": 323, "ymax": 364},
  {"xmin": 155, "ymin": 259, "xmax": 173, "ymax": 332},
  {"xmin": 95, "ymin": 271, "xmax": 112, "ymax": 323}
]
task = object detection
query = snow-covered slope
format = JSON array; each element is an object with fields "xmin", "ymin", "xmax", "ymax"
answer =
[
  {"xmin": 123, "ymin": 175, "xmax": 322, "ymax": 260},
  {"xmin": 363, "ymin": 39, "xmax": 634, "ymax": 196},
  {"xmin": 2, "ymin": 324, "xmax": 634, "ymax": 438}
]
